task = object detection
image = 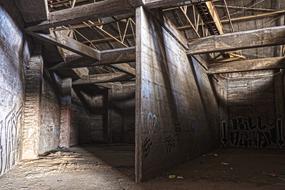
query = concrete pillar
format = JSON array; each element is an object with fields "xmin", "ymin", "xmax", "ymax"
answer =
[
  {"xmin": 274, "ymin": 70, "xmax": 285, "ymax": 147},
  {"xmin": 103, "ymin": 89, "xmax": 112, "ymax": 143},
  {"xmin": 59, "ymin": 78, "xmax": 72, "ymax": 148},
  {"xmin": 22, "ymin": 56, "xmax": 43, "ymax": 160}
]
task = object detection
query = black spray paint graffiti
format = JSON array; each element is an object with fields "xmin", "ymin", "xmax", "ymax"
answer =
[
  {"xmin": 145, "ymin": 112, "xmax": 160, "ymax": 135},
  {"xmin": 164, "ymin": 135, "xmax": 176, "ymax": 153},
  {"xmin": 0, "ymin": 105, "xmax": 22, "ymax": 175},
  {"xmin": 142, "ymin": 112, "xmax": 159, "ymax": 158},
  {"xmin": 221, "ymin": 117, "xmax": 284, "ymax": 148},
  {"xmin": 142, "ymin": 137, "xmax": 152, "ymax": 158}
]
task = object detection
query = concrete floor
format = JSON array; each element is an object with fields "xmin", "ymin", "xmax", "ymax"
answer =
[{"xmin": 0, "ymin": 145, "xmax": 284, "ymax": 190}]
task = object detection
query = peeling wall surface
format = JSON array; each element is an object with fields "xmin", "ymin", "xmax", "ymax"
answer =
[
  {"xmin": 0, "ymin": 2, "xmax": 29, "ymax": 175},
  {"xmin": 214, "ymin": 71, "xmax": 285, "ymax": 149},
  {"xmin": 136, "ymin": 7, "xmax": 219, "ymax": 182}
]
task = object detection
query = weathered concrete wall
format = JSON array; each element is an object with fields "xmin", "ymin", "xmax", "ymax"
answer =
[
  {"xmin": 214, "ymin": 71, "xmax": 285, "ymax": 149},
  {"xmin": 110, "ymin": 83, "xmax": 135, "ymax": 144},
  {"xmin": 23, "ymin": 55, "xmax": 61, "ymax": 157},
  {"xmin": 73, "ymin": 93, "xmax": 105, "ymax": 144},
  {"xmin": 75, "ymin": 83, "xmax": 135, "ymax": 145},
  {"xmin": 135, "ymin": 7, "xmax": 219, "ymax": 182},
  {"xmin": 39, "ymin": 80, "xmax": 60, "ymax": 154},
  {"xmin": 0, "ymin": 1, "xmax": 30, "ymax": 175},
  {"xmin": 72, "ymin": 101, "xmax": 104, "ymax": 144},
  {"xmin": 22, "ymin": 56, "xmax": 42, "ymax": 159},
  {"xmin": 60, "ymin": 79, "xmax": 73, "ymax": 148},
  {"xmin": 191, "ymin": 57, "xmax": 220, "ymax": 143}
]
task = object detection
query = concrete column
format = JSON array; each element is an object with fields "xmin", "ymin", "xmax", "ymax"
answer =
[
  {"xmin": 22, "ymin": 56, "xmax": 43, "ymax": 160},
  {"xmin": 103, "ymin": 89, "xmax": 112, "ymax": 143},
  {"xmin": 59, "ymin": 78, "xmax": 72, "ymax": 148},
  {"xmin": 274, "ymin": 70, "xmax": 285, "ymax": 147}
]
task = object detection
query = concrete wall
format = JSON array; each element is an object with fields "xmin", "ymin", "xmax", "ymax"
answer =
[
  {"xmin": 0, "ymin": 1, "xmax": 30, "ymax": 175},
  {"xmin": 23, "ymin": 55, "xmax": 61, "ymax": 157},
  {"xmin": 214, "ymin": 71, "xmax": 285, "ymax": 149},
  {"xmin": 73, "ymin": 103, "xmax": 104, "ymax": 144},
  {"xmin": 39, "ymin": 80, "xmax": 61, "ymax": 154},
  {"xmin": 22, "ymin": 56, "xmax": 42, "ymax": 159},
  {"xmin": 110, "ymin": 84, "xmax": 135, "ymax": 144},
  {"xmin": 135, "ymin": 7, "xmax": 219, "ymax": 182},
  {"xmin": 75, "ymin": 83, "xmax": 135, "ymax": 145}
]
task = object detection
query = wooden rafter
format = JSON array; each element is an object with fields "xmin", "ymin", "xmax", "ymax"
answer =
[
  {"xmin": 208, "ymin": 57, "xmax": 285, "ymax": 74},
  {"xmin": 50, "ymin": 47, "xmax": 136, "ymax": 70},
  {"xmin": 73, "ymin": 72, "xmax": 131, "ymax": 85},
  {"xmin": 187, "ymin": 26, "xmax": 285, "ymax": 55}
]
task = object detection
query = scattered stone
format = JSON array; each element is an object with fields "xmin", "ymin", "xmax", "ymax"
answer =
[
  {"xmin": 168, "ymin": 175, "xmax": 176, "ymax": 179},
  {"xmin": 221, "ymin": 162, "xmax": 230, "ymax": 166},
  {"xmin": 177, "ymin": 176, "xmax": 184, "ymax": 179},
  {"xmin": 268, "ymin": 172, "xmax": 278, "ymax": 177}
]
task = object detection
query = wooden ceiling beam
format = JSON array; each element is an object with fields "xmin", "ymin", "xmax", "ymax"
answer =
[
  {"xmin": 29, "ymin": 32, "xmax": 101, "ymax": 60},
  {"xmin": 26, "ymin": 0, "xmax": 142, "ymax": 31},
  {"xmin": 187, "ymin": 26, "xmax": 285, "ymax": 55},
  {"xmin": 50, "ymin": 47, "xmax": 136, "ymax": 70},
  {"xmin": 112, "ymin": 64, "xmax": 136, "ymax": 76},
  {"xmin": 73, "ymin": 72, "xmax": 131, "ymax": 85},
  {"xmin": 144, "ymin": 0, "xmax": 211, "ymax": 8},
  {"xmin": 29, "ymin": 32, "xmax": 136, "ymax": 76},
  {"xmin": 26, "ymin": 0, "xmax": 212, "ymax": 31},
  {"xmin": 178, "ymin": 10, "xmax": 285, "ymax": 31},
  {"xmin": 208, "ymin": 57, "xmax": 285, "ymax": 74}
]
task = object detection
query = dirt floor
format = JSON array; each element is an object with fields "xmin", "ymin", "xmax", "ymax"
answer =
[{"xmin": 0, "ymin": 145, "xmax": 284, "ymax": 190}]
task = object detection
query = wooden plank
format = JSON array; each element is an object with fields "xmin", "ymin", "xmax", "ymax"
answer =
[
  {"xmin": 187, "ymin": 26, "xmax": 285, "ymax": 55},
  {"xmin": 208, "ymin": 57, "xmax": 285, "ymax": 74},
  {"xmin": 73, "ymin": 72, "xmax": 130, "ymax": 85},
  {"xmin": 50, "ymin": 47, "xmax": 136, "ymax": 70},
  {"xmin": 28, "ymin": 32, "xmax": 101, "ymax": 61}
]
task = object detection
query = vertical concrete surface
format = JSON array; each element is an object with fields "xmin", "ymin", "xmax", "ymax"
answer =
[
  {"xmin": 60, "ymin": 78, "xmax": 72, "ymax": 148},
  {"xmin": 0, "ymin": 2, "xmax": 29, "ymax": 175},
  {"xmin": 22, "ymin": 56, "xmax": 43, "ymax": 160},
  {"xmin": 135, "ymin": 7, "xmax": 219, "ymax": 182}
]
